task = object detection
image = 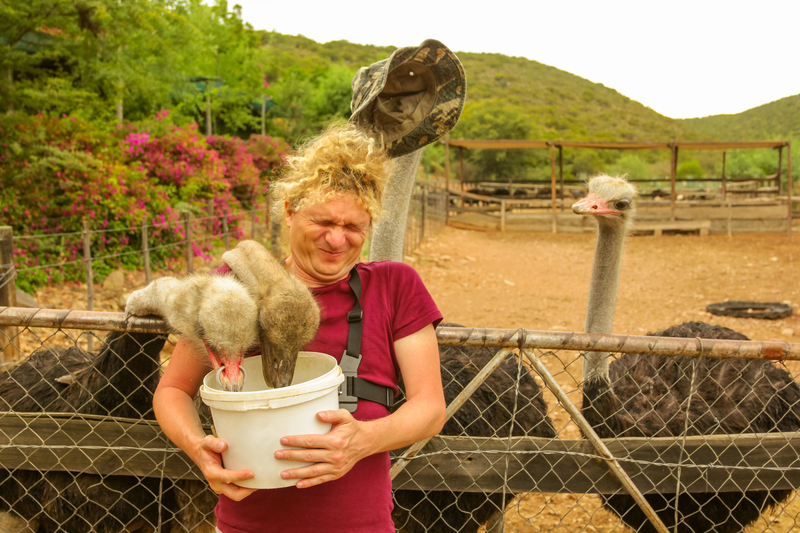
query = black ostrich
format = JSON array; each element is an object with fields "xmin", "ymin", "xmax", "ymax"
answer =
[
  {"xmin": 0, "ymin": 330, "xmax": 169, "ymax": 533},
  {"xmin": 573, "ymin": 175, "xmax": 800, "ymax": 533},
  {"xmin": 0, "ymin": 330, "xmax": 217, "ymax": 533},
  {"xmin": 392, "ymin": 324, "xmax": 556, "ymax": 533}
]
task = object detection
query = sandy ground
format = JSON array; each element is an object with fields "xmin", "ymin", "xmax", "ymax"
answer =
[{"xmin": 15, "ymin": 226, "xmax": 800, "ymax": 533}]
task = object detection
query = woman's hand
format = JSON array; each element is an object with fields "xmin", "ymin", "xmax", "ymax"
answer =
[
  {"xmin": 274, "ymin": 409, "xmax": 374, "ymax": 489},
  {"xmin": 195, "ymin": 435, "xmax": 257, "ymax": 500}
]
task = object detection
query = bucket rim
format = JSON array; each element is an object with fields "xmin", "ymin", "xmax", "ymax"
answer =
[{"xmin": 199, "ymin": 351, "xmax": 342, "ymax": 403}]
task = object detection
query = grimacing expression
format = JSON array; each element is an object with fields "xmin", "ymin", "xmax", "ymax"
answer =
[{"xmin": 285, "ymin": 192, "xmax": 371, "ymax": 286}]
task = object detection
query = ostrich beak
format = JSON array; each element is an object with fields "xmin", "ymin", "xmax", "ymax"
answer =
[
  {"xmin": 572, "ymin": 193, "xmax": 620, "ymax": 216},
  {"xmin": 204, "ymin": 341, "xmax": 245, "ymax": 392},
  {"xmin": 259, "ymin": 332, "xmax": 298, "ymax": 389}
]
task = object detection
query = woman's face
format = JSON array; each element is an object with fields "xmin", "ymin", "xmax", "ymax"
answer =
[{"xmin": 285, "ymin": 192, "xmax": 371, "ymax": 287}]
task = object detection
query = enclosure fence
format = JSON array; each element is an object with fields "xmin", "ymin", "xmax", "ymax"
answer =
[
  {"xmin": 1, "ymin": 180, "xmax": 448, "ymax": 351},
  {"xmin": 0, "ymin": 309, "xmax": 799, "ymax": 533}
]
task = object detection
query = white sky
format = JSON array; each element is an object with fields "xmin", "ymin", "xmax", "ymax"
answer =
[{"xmin": 232, "ymin": 0, "xmax": 799, "ymax": 120}]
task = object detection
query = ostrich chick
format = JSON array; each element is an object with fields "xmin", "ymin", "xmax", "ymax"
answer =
[
  {"xmin": 126, "ymin": 274, "xmax": 259, "ymax": 392},
  {"xmin": 223, "ymin": 240, "xmax": 321, "ymax": 388}
]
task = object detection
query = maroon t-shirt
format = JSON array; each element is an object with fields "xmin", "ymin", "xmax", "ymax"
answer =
[{"xmin": 212, "ymin": 260, "xmax": 442, "ymax": 533}]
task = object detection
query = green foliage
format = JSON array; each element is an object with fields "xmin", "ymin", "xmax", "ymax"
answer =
[
  {"xmin": 677, "ymin": 160, "xmax": 705, "ymax": 180},
  {"xmin": 451, "ymin": 100, "xmax": 546, "ymax": 181},
  {"xmin": 0, "ymin": 110, "xmax": 284, "ymax": 289}
]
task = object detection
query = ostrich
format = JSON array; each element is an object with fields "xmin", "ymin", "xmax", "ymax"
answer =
[
  {"xmin": 125, "ymin": 273, "xmax": 259, "ymax": 391},
  {"xmin": 127, "ymin": 241, "xmax": 321, "ymax": 390},
  {"xmin": 391, "ymin": 325, "xmax": 556, "ymax": 533},
  {"xmin": 0, "ymin": 329, "xmax": 173, "ymax": 533},
  {"xmin": 573, "ymin": 175, "xmax": 800, "ymax": 533},
  {"xmin": 221, "ymin": 239, "xmax": 321, "ymax": 388}
]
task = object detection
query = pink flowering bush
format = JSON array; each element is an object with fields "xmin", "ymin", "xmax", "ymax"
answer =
[{"xmin": 0, "ymin": 110, "xmax": 286, "ymax": 291}]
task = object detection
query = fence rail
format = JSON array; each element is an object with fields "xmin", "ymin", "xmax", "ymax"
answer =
[{"xmin": 2, "ymin": 308, "xmax": 800, "ymax": 532}]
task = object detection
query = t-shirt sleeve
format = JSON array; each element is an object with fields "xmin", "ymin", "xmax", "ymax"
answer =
[{"xmin": 389, "ymin": 262, "xmax": 443, "ymax": 341}]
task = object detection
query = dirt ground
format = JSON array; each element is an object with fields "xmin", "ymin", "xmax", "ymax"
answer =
[{"xmin": 20, "ymin": 226, "xmax": 800, "ymax": 533}]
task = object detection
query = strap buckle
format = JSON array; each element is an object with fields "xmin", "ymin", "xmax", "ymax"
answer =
[{"xmin": 338, "ymin": 350, "xmax": 362, "ymax": 413}]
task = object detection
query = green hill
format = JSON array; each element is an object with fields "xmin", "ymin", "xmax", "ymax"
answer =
[
  {"xmin": 259, "ymin": 32, "xmax": 699, "ymax": 143},
  {"xmin": 680, "ymin": 94, "xmax": 800, "ymax": 141},
  {"xmin": 454, "ymin": 52, "xmax": 698, "ymax": 142}
]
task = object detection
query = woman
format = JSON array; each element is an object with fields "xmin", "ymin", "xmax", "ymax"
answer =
[{"xmin": 153, "ymin": 124, "xmax": 446, "ymax": 533}]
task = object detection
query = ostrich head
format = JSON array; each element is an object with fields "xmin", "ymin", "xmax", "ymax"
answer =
[
  {"xmin": 222, "ymin": 240, "xmax": 322, "ymax": 389},
  {"xmin": 197, "ymin": 276, "xmax": 260, "ymax": 392},
  {"xmin": 256, "ymin": 274, "xmax": 321, "ymax": 388},
  {"xmin": 572, "ymin": 175, "xmax": 639, "ymax": 382},
  {"xmin": 572, "ymin": 175, "xmax": 637, "ymax": 230}
]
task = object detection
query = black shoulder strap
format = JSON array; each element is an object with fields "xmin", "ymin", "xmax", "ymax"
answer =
[
  {"xmin": 345, "ymin": 267, "xmax": 363, "ymax": 359},
  {"xmin": 338, "ymin": 265, "xmax": 394, "ymax": 413}
]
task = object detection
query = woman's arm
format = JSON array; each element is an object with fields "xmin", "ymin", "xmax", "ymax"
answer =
[
  {"xmin": 153, "ymin": 338, "xmax": 256, "ymax": 500},
  {"xmin": 275, "ymin": 323, "xmax": 446, "ymax": 488}
]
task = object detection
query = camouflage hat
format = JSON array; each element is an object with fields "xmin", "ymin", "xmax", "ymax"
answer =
[{"xmin": 349, "ymin": 39, "xmax": 466, "ymax": 158}]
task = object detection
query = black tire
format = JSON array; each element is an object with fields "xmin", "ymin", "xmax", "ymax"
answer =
[{"xmin": 706, "ymin": 301, "xmax": 793, "ymax": 320}]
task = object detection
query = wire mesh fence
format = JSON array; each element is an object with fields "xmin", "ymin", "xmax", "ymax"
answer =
[
  {"xmin": 403, "ymin": 182, "xmax": 449, "ymax": 259},
  {"xmin": 0, "ymin": 309, "xmax": 799, "ymax": 532}
]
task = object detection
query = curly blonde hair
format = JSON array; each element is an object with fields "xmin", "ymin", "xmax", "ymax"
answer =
[{"xmin": 271, "ymin": 124, "xmax": 392, "ymax": 221}]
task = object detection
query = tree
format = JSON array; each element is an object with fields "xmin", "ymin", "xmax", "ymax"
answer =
[
  {"xmin": 450, "ymin": 99, "xmax": 543, "ymax": 181},
  {"xmin": 677, "ymin": 159, "xmax": 705, "ymax": 180}
]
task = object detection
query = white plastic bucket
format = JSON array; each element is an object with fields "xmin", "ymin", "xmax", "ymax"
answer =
[{"xmin": 199, "ymin": 351, "xmax": 344, "ymax": 489}]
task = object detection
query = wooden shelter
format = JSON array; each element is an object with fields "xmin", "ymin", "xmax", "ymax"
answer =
[{"xmin": 444, "ymin": 138, "xmax": 794, "ymax": 236}]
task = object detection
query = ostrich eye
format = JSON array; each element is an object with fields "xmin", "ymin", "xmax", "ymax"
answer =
[{"xmin": 615, "ymin": 199, "xmax": 630, "ymax": 210}]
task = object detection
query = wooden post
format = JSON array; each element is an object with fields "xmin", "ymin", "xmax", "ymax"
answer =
[
  {"xmin": 443, "ymin": 134, "xmax": 450, "ymax": 193},
  {"xmin": 459, "ymin": 147, "xmax": 465, "ymax": 208},
  {"xmin": 670, "ymin": 141, "xmax": 678, "ymax": 221},
  {"xmin": 777, "ymin": 146, "xmax": 784, "ymax": 196},
  {"xmin": 721, "ymin": 151, "xmax": 727, "ymax": 202},
  {"xmin": 184, "ymin": 212, "xmax": 193, "ymax": 273},
  {"xmin": 558, "ymin": 145, "xmax": 564, "ymax": 211},
  {"xmin": 788, "ymin": 140, "xmax": 793, "ymax": 237},
  {"xmin": 459, "ymin": 147, "xmax": 465, "ymax": 191},
  {"xmin": 251, "ymin": 208, "xmax": 257, "ymax": 240},
  {"xmin": 727, "ymin": 197, "xmax": 733, "ymax": 239},
  {"xmin": 142, "ymin": 217, "xmax": 151, "ymax": 285},
  {"xmin": 0, "ymin": 226, "xmax": 17, "ymax": 363},
  {"xmin": 223, "ymin": 210, "xmax": 230, "ymax": 251},
  {"xmin": 500, "ymin": 200, "xmax": 506, "ymax": 232},
  {"xmin": 207, "ymin": 199, "xmax": 215, "ymax": 233},
  {"xmin": 550, "ymin": 143, "xmax": 557, "ymax": 233},
  {"xmin": 82, "ymin": 220, "xmax": 94, "ymax": 353}
]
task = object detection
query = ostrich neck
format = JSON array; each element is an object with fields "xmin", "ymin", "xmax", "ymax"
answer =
[
  {"xmin": 583, "ymin": 220, "xmax": 626, "ymax": 382},
  {"xmin": 369, "ymin": 149, "xmax": 424, "ymax": 262}
]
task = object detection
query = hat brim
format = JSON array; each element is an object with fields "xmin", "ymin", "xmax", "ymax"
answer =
[{"xmin": 350, "ymin": 39, "xmax": 466, "ymax": 158}]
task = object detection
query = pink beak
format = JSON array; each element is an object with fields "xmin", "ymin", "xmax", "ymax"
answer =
[
  {"xmin": 204, "ymin": 341, "xmax": 244, "ymax": 391},
  {"xmin": 572, "ymin": 193, "xmax": 620, "ymax": 216}
]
